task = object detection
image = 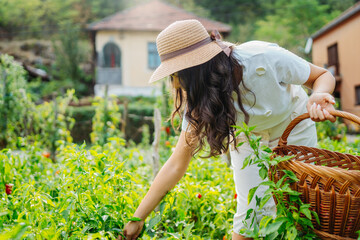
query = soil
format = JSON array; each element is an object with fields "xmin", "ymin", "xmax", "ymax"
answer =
[
  {"xmin": 0, "ymin": 39, "xmax": 55, "ymax": 66},
  {"xmin": 0, "ymin": 39, "xmax": 93, "ymax": 76}
]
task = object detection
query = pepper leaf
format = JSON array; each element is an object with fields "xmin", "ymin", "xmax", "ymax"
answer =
[{"xmin": 127, "ymin": 217, "xmax": 142, "ymax": 222}]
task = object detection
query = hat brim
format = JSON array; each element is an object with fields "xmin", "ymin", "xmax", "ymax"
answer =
[{"xmin": 149, "ymin": 41, "xmax": 230, "ymax": 83}]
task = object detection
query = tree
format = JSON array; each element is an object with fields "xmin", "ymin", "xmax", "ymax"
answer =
[
  {"xmin": 0, "ymin": 0, "xmax": 44, "ymax": 38},
  {"xmin": 253, "ymin": 0, "xmax": 338, "ymax": 55}
]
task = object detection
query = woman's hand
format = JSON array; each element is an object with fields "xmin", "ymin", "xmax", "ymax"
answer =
[
  {"xmin": 307, "ymin": 92, "xmax": 336, "ymax": 122},
  {"xmin": 118, "ymin": 131, "xmax": 195, "ymax": 240},
  {"xmin": 119, "ymin": 220, "xmax": 144, "ymax": 240},
  {"xmin": 304, "ymin": 63, "xmax": 336, "ymax": 123}
]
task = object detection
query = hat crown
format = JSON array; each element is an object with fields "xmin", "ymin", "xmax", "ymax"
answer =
[{"xmin": 156, "ymin": 19, "xmax": 209, "ymax": 57}]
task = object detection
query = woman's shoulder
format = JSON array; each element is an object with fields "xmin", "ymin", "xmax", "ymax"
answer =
[
  {"xmin": 232, "ymin": 40, "xmax": 280, "ymax": 61},
  {"xmin": 237, "ymin": 40, "xmax": 279, "ymax": 49}
]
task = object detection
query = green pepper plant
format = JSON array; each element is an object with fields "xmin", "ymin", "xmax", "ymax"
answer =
[
  {"xmin": 90, "ymin": 95, "xmax": 122, "ymax": 146},
  {"xmin": 233, "ymin": 123, "xmax": 320, "ymax": 240}
]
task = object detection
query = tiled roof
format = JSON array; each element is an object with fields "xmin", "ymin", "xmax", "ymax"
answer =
[
  {"xmin": 312, "ymin": 2, "xmax": 360, "ymax": 39},
  {"xmin": 87, "ymin": 0, "xmax": 231, "ymax": 33}
]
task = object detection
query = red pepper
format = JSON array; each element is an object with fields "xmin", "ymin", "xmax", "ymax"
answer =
[
  {"xmin": 5, "ymin": 184, "xmax": 13, "ymax": 195},
  {"xmin": 42, "ymin": 151, "xmax": 50, "ymax": 158},
  {"xmin": 196, "ymin": 193, "xmax": 202, "ymax": 199},
  {"xmin": 165, "ymin": 126, "xmax": 171, "ymax": 135}
]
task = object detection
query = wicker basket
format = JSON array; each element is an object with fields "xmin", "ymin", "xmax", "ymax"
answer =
[{"xmin": 270, "ymin": 110, "xmax": 360, "ymax": 240}]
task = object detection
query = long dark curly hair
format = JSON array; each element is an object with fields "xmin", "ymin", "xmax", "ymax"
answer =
[{"xmin": 171, "ymin": 51, "xmax": 253, "ymax": 157}]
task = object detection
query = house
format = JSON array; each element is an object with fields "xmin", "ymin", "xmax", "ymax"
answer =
[
  {"xmin": 87, "ymin": 0, "xmax": 231, "ymax": 97},
  {"xmin": 311, "ymin": 2, "xmax": 360, "ymax": 117}
]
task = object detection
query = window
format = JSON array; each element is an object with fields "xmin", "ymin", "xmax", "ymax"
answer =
[
  {"xmin": 103, "ymin": 42, "xmax": 121, "ymax": 68},
  {"xmin": 327, "ymin": 43, "xmax": 339, "ymax": 75},
  {"xmin": 148, "ymin": 42, "xmax": 161, "ymax": 70},
  {"xmin": 355, "ymin": 85, "xmax": 360, "ymax": 105}
]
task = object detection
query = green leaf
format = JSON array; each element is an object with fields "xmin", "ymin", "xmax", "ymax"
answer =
[
  {"xmin": 184, "ymin": 222, "xmax": 194, "ymax": 239},
  {"xmin": 242, "ymin": 155, "xmax": 252, "ymax": 169},
  {"xmin": 231, "ymin": 125, "xmax": 242, "ymax": 129},
  {"xmin": 276, "ymin": 175, "xmax": 287, "ymax": 188},
  {"xmin": 0, "ymin": 211, "xmax": 9, "ymax": 217},
  {"xmin": 312, "ymin": 211, "xmax": 320, "ymax": 225},
  {"xmin": 0, "ymin": 222, "xmax": 28, "ymax": 240},
  {"xmin": 101, "ymin": 215, "xmax": 109, "ymax": 222},
  {"xmin": 245, "ymin": 209, "xmax": 254, "ymax": 220},
  {"xmin": 282, "ymin": 170, "xmax": 298, "ymax": 182},
  {"xmin": 250, "ymin": 135, "xmax": 262, "ymax": 142},
  {"xmin": 81, "ymin": 225, "xmax": 92, "ymax": 234},
  {"xmin": 267, "ymin": 231, "xmax": 280, "ymax": 240},
  {"xmin": 259, "ymin": 215, "xmax": 273, "ymax": 229},
  {"xmin": 259, "ymin": 195, "xmax": 272, "ymax": 209},
  {"xmin": 259, "ymin": 166, "xmax": 268, "ymax": 180},
  {"xmin": 259, "ymin": 180, "xmax": 276, "ymax": 188},
  {"xmin": 167, "ymin": 232, "xmax": 181, "ymax": 239},
  {"xmin": 146, "ymin": 229, "xmax": 155, "ymax": 237},
  {"xmin": 127, "ymin": 217, "xmax": 142, "ymax": 222},
  {"xmin": 300, "ymin": 206, "xmax": 312, "ymax": 220},
  {"xmin": 236, "ymin": 141, "xmax": 245, "ymax": 148},
  {"xmin": 249, "ymin": 126, "xmax": 256, "ymax": 132},
  {"xmin": 255, "ymin": 195, "xmax": 261, "ymax": 206},
  {"xmin": 159, "ymin": 201, "xmax": 166, "ymax": 216},
  {"xmin": 262, "ymin": 220, "xmax": 286, "ymax": 235},
  {"xmin": 261, "ymin": 145, "xmax": 273, "ymax": 153},
  {"xmin": 147, "ymin": 214, "xmax": 161, "ymax": 230},
  {"xmin": 248, "ymin": 186, "xmax": 259, "ymax": 204}
]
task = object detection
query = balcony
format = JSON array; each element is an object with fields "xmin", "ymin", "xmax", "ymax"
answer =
[{"xmin": 96, "ymin": 67, "xmax": 122, "ymax": 85}]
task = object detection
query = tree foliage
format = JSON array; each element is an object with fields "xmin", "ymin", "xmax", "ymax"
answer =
[
  {"xmin": 254, "ymin": 0, "xmax": 337, "ymax": 54},
  {"xmin": 0, "ymin": 0, "xmax": 359, "ymax": 56},
  {"xmin": 191, "ymin": 0, "xmax": 359, "ymax": 54},
  {"xmin": 0, "ymin": 0, "xmax": 128, "ymax": 39}
]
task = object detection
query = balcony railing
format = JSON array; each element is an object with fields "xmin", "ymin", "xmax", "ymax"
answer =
[{"xmin": 96, "ymin": 67, "xmax": 122, "ymax": 85}]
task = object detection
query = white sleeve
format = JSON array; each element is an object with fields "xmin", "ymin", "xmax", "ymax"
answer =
[
  {"xmin": 266, "ymin": 44, "xmax": 311, "ymax": 85},
  {"xmin": 181, "ymin": 112, "xmax": 190, "ymax": 132}
]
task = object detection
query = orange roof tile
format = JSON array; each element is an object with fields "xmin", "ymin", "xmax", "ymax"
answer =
[
  {"xmin": 87, "ymin": 0, "xmax": 231, "ymax": 33},
  {"xmin": 312, "ymin": 2, "xmax": 360, "ymax": 39}
]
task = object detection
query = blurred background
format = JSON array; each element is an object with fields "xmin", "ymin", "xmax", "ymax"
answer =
[
  {"xmin": 1, "ymin": 1, "xmax": 360, "ymax": 239},
  {"xmin": 0, "ymin": 0, "xmax": 359, "ymax": 146}
]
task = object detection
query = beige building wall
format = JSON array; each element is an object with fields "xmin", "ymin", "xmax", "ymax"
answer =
[
  {"xmin": 312, "ymin": 12, "xmax": 360, "ymax": 115},
  {"xmin": 95, "ymin": 30, "xmax": 162, "ymax": 88}
]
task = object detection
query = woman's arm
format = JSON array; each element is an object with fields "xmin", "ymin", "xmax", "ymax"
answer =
[
  {"xmin": 304, "ymin": 63, "xmax": 336, "ymax": 122},
  {"xmin": 120, "ymin": 130, "xmax": 196, "ymax": 240}
]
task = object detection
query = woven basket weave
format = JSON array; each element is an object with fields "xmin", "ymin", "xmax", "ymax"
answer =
[{"xmin": 270, "ymin": 110, "xmax": 360, "ymax": 240}]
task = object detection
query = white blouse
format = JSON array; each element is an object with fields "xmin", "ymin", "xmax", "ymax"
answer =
[{"xmin": 182, "ymin": 40, "xmax": 312, "ymax": 139}]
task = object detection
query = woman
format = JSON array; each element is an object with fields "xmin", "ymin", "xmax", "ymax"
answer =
[{"xmin": 120, "ymin": 19, "xmax": 336, "ymax": 240}]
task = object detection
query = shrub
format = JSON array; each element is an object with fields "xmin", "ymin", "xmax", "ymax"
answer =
[
  {"xmin": 0, "ymin": 54, "xmax": 37, "ymax": 149},
  {"xmin": 90, "ymin": 95, "xmax": 122, "ymax": 146},
  {"xmin": 68, "ymin": 100, "xmax": 155, "ymax": 144}
]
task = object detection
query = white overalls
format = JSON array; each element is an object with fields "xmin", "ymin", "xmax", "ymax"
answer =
[{"xmin": 182, "ymin": 41, "xmax": 317, "ymax": 234}]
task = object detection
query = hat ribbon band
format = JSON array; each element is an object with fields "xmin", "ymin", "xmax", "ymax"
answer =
[
  {"xmin": 160, "ymin": 31, "xmax": 231, "ymax": 62},
  {"xmin": 210, "ymin": 30, "xmax": 232, "ymax": 57},
  {"xmin": 160, "ymin": 37, "xmax": 211, "ymax": 62}
]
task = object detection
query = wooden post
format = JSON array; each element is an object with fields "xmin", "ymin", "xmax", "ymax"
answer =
[
  {"xmin": 50, "ymin": 92, "xmax": 58, "ymax": 163},
  {"xmin": 152, "ymin": 108, "xmax": 161, "ymax": 179},
  {"xmin": 0, "ymin": 70, "xmax": 8, "ymax": 149},
  {"xmin": 152, "ymin": 108, "xmax": 161, "ymax": 212},
  {"xmin": 121, "ymin": 100, "xmax": 128, "ymax": 138},
  {"xmin": 102, "ymin": 84, "xmax": 109, "ymax": 145},
  {"xmin": 19, "ymin": 89, "xmax": 28, "ymax": 137}
]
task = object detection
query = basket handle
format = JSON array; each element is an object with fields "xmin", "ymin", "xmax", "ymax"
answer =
[{"xmin": 278, "ymin": 110, "xmax": 360, "ymax": 146}]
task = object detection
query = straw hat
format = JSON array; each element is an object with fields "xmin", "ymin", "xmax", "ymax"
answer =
[{"xmin": 149, "ymin": 19, "xmax": 233, "ymax": 83}]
